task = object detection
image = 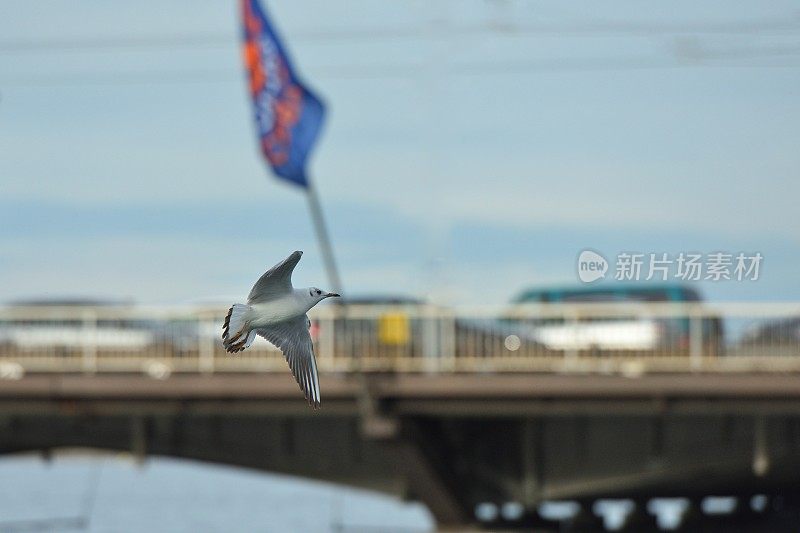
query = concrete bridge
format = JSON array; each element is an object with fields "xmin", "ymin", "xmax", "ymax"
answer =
[
  {"xmin": 2, "ymin": 302, "xmax": 800, "ymax": 530},
  {"xmin": 3, "ymin": 372, "xmax": 800, "ymax": 530}
]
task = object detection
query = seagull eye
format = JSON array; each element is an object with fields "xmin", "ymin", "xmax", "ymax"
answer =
[{"xmin": 316, "ymin": 289, "xmax": 321, "ymax": 295}]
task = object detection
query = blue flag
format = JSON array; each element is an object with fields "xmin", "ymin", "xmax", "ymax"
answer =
[{"xmin": 241, "ymin": 0, "xmax": 325, "ymax": 188}]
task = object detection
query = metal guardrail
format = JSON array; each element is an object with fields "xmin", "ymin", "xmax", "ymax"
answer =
[{"xmin": 0, "ymin": 303, "xmax": 799, "ymax": 377}]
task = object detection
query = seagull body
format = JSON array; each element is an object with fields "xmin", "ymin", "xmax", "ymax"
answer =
[
  {"xmin": 222, "ymin": 251, "xmax": 339, "ymax": 409},
  {"xmin": 248, "ymin": 292, "xmax": 316, "ymax": 326}
]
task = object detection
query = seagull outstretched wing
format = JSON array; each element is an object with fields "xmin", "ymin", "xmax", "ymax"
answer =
[
  {"xmin": 248, "ymin": 250, "xmax": 302, "ymax": 303},
  {"xmin": 256, "ymin": 314, "xmax": 321, "ymax": 409}
]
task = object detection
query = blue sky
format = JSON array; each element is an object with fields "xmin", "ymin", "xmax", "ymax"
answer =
[{"xmin": 1, "ymin": 1, "xmax": 799, "ymax": 304}]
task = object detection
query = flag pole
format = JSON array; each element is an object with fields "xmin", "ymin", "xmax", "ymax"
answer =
[{"xmin": 305, "ymin": 183, "xmax": 343, "ymax": 296}]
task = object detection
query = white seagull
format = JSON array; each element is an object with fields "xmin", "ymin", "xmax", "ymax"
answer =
[{"xmin": 222, "ymin": 251, "xmax": 339, "ymax": 409}]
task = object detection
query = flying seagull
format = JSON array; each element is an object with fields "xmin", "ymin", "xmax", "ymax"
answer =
[{"xmin": 222, "ymin": 251, "xmax": 339, "ymax": 409}]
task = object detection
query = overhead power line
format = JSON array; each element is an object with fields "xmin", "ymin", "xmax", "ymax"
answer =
[
  {"xmin": 0, "ymin": 33, "xmax": 233, "ymax": 53},
  {"xmin": 1, "ymin": 47, "xmax": 799, "ymax": 88},
  {"xmin": 1, "ymin": 18, "xmax": 800, "ymax": 54}
]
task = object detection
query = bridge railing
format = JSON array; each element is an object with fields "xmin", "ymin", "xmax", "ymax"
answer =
[{"xmin": 0, "ymin": 303, "xmax": 799, "ymax": 377}]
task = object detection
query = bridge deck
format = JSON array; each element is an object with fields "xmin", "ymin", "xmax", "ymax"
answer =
[{"xmin": 3, "ymin": 372, "xmax": 800, "ymax": 411}]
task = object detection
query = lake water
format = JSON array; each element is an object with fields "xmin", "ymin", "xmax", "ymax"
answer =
[{"xmin": 0, "ymin": 453, "xmax": 433, "ymax": 532}]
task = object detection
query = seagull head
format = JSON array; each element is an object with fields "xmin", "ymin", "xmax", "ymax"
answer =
[{"xmin": 308, "ymin": 287, "xmax": 340, "ymax": 302}]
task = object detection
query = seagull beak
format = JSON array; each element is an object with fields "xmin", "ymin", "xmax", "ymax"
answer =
[{"xmin": 325, "ymin": 292, "xmax": 340, "ymax": 298}]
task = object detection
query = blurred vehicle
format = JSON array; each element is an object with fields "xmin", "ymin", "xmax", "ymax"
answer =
[
  {"xmin": 452, "ymin": 315, "xmax": 546, "ymax": 359},
  {"xmin": 326, "ymin": 296, "xmax": 541, "ymax": 362},
  {"xmin": 0, "ymin": 299, "xmax": 194, "ymax": 354},
  {"xmin": 325, "ymin": 295, "xmax": 425, "ymax": 360},
  {"xmin": 505, "ymin": 284, "xmax": 724, "ymax": 356}
]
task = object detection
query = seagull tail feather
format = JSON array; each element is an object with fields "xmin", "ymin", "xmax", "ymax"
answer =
[{"xmin": 222, "ymin": 304, "xmax": 254, "ymax": 353}]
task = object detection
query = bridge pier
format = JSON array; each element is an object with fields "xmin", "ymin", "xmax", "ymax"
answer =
[
  {"xmin": 564, "ymin": 503, "xmax": 604, "ymax": 531},
  {"xmin": 130, "ymin": 416, "xmax": 148, "ymax": 464},
  {"xmin": 361, "ymin": 410, "xmax": 472, "ymax": 526},
  {"xmin": 385, "ymin": 436, "xmax": 470, "ymax": 527},
  {"xmin": 357, "ymin": 376, "xmax": 473, "ymax": 527},
  {"xmin": 617, "ymin": 500, "xmax": 658, "ymax": 531}
]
